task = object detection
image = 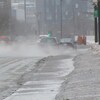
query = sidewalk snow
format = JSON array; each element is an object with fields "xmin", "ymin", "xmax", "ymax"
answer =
[
  {"xmin": 90, "ymin": 43, "xmax": 100, "ymax": 55},
  {"xmin": 55, "ymin": 49, "xmax": 100, "ymax": 100},
  {"xmin": 85, "ymin": 35, "xmax": 100, "ymax": 54},
  {"xmin": 86, "ymin": 36, "xmax": 95, "ymax": 44}
]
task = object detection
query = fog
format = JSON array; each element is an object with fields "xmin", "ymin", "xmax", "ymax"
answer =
[
  {"xmin": 0, "ymin": 39, "xmax": 74, "ymax": 58},
  {"xmin": 0, "ymin": 44, "xmax": 44, "ymax": 57},
  {"xmin": 0, "ymin": 42, "xmax": 47, "ymax": 57}
]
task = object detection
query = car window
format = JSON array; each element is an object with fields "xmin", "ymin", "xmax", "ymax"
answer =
[
  {"xmin": 40, "ymin": 38, "xmax": 57, "ymax": 45},
  {"xmin": 47, "ymin": 38, "xmax": 57, "ymax": 44},
  {"xmin": 40, "ymin": 38, "xmax": 48, "ymax": 43}
]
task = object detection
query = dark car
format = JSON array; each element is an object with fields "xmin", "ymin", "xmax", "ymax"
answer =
[{"xmin": 59, "ymin": 38, "xmax": 75, "ymax": 48}]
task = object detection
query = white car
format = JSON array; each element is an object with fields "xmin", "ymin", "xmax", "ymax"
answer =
[{"xmin": 37, "ymin": 35, "xmax": 58, "ymax": 51}]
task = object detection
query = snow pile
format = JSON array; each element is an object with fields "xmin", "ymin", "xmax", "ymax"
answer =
[
  {"xmin": 90, "ymin": 43, "xmax": 100, "ymax": 54},
  {"xmin": 84, "ymin": 36, "xmax": 100, "ymax": 54},
  {"xmin": 86, "ymin": 36, "xmax": 95, "ymax": 44},
  {"xmin": 82, "ymin": 35, "xmax": 100, "ymax": 54}
]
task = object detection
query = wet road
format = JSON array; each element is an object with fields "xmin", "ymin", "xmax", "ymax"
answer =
[
  {"xmin": 0, "ymin": 57, "xmax": 42, "ymax": 100},
  {"xmin": 3, "ymin": 54, "xmax": 75, "ymax": 100}
]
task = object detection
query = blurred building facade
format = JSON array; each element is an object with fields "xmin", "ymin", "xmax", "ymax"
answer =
[
  {"xmin": 0, "ymin": 0, "xmax": 11, "ymax": 35},
  {"xmin": 11, "ymin": 0, "xmax": 36, "ymax": 36},
  {"xmin": 36, "ymin": 0, "xmax": 93, "ymax": 38},
  {"xmin": 0, "ymin": 0, "xmax": 93, "ymax": 38}
]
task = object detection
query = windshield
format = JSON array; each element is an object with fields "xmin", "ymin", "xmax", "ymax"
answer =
[{"xmin": 40, "ymin": 38, "xmax": 57, "ymax": 45}]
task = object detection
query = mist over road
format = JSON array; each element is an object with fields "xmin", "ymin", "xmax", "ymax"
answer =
[{"xmin": 0, "ymin": 42, "xmax": 76, "ymax": 100}]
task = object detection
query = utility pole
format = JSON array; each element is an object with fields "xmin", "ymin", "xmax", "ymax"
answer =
[
  {"xmin": 94, "ymin": 5, "xmax": 98, "ymax": 42},
  {"xmin": 24, "ymin": 0, "xmax": 27, "ymax": 35},
  {"xmin": 60, "ymin": 0, "xmax": 63, "ymax": 39},
  {"xmin": 37, "ymin": 13, "xmax": 41, "ymax": 35},
  {"xmin": 72, "ymin": 2, "xmax": 76, "ymax": 39},
  {"xmin": 92, "ymin": 0, "xmax": 98, "ymax": 43},
  {"xmin": 6, "ymin": 0, "xmax": 12, "ymax": 36},
  {"xmin": 24, "ymin": 0, "xmax": 26, "ymax": 22},
  {"xmin": 98, "ymin": 0, "xmax": 100, "ymax": 44}
]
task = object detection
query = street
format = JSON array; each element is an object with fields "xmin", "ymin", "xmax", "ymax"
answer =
[
  {"xmin": 0, "ymin": 44, "xmax": 76, "ymax": 100},
  {"xmin": 0, "ymin": 56, "xmax": 42, "ymax": 100}
]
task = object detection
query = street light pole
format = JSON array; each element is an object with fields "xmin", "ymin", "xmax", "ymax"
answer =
[
  {"xmin": 98, "ymin": 0, "xmax": 100, "ymax": 44},
  {"xmin": 92, "ymin": 0, "xmax": 99, "ymax": 43},
  {"xmin": 94, "ymin": 16, "xmax": 98, "ymax": 43},
  {"xmin": 94, "ymin": 5, "xmax": 98, "ymax": 42}
]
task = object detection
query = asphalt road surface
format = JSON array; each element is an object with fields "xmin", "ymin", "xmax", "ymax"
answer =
[
  {"xmin": 0, "ymin": 44, "xmax": 83, "ymax": 100},
  {"xmin": 0, "ymin": 57, "xmax": 42, "ymax": 100},
  {"xmin": 2, "ymin": 51, "xmax": 75, "ymax": 100}
]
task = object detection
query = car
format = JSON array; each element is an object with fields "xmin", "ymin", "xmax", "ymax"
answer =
[
  {"xmin": 38, "ymin": 35, "xmax": 49, "ymax": 39},
  {"xmin": 37, "ymin": 36, "xmax": 58, "ymax": 51},
  {"xmin": 59, "ymin": 38, "xmax": 75, "ymax": 48},
  {"xmin": 0, "ymin": 36, "xmax": 11, "ymax": 45}
]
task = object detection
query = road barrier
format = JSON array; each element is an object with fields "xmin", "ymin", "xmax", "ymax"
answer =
[{"xmin": 77, "ymin": 36, "xmax": 86, "ymax": 45}]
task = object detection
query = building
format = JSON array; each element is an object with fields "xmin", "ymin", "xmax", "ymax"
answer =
[
  {"xmin": 0, "ymin": 0, "xmax": 11, "ymax": 35},
  {"xmin": 11, "ymin": 0, "xmax": 36, "ymax": 36},
  {"xmin": 36, "ymin": 0, "xmax": 91, "ymax": 38},
  {"xmin": 11, "ymin": 0, "xmax": 36, "ymax": 22}
]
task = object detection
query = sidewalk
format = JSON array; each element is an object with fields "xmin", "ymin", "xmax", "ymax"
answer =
[
  {"xmin": 90, "ymin": 43, "xmax": 100, "ymax": 55},
  {"xmin": 55, "ymin": 49, "xmax": 100, "ymax": 100}
]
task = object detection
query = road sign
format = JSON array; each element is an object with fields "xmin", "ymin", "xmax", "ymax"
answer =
[
  {"xmin": 48, "ymin": 32, "xmax": 52, "ymax": 37},
  {"xmin": 94, "ymin": 9, "xmax": 98, "ymax": 17},
  {"xmin": 94, "ymin": 5, "xmax": 98, "ymax": 18}
]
